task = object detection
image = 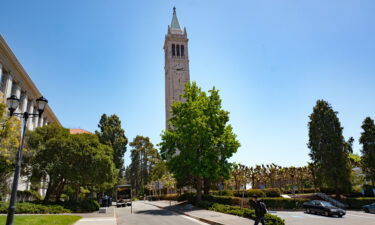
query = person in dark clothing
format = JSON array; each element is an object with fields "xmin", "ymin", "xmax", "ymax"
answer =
[{"xmin": 250, "ymin": 195, "xmax": 267, "ymax": 225}]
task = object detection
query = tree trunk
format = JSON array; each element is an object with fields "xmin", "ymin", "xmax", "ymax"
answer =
[
  {"xmin": 203, "ymin": 178, "xmax": 210, "ymax": 195},
  {"xmin": 54, "ymin": 180, "xmax": 66, "ymax": 202},
  {"xmin": 43, "ymin": 181, "xmax": 54, "ymax": 203},
  {"xmin": 74, "ymin": 186, "xmax": 80, "ymax": 202},
  {"xmin": 196, "ymin": 178, "xmax": 202, "ymax": 203}
]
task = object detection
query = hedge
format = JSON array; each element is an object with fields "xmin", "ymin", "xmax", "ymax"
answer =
[
  {"xmin": 261, "ymin": 198, "xmax": 307, "ymax": 210},
  {"xmin": 0, "ymin": 199, "xmax": 100, "ymax": 214},
  {"xmin": 344, "ymin": 197, "xmax": 375, "ymax": 209},
  {"xmin": 199, "ymin": 202, "xmax": 284, "ymax": 225},
  {"xmin": 0, "ymin": 202, "xmax": 70, "ymax": 214}
]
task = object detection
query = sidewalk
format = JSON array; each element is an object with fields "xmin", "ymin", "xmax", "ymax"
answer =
[
  {"xmin": 145, "ymin": 200, "xmax": 253, "ymax": 225},
  {"xmin": 73, "ymin": 206, "xmax": 117, "ymax": 225}
]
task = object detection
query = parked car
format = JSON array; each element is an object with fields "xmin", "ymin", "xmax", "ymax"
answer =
[
  {"xmin": 362, "ymin": 202, "xmax": 375, "ymax": 213},
  {"xmin": 303, "ymin": 200, "xmax": 346, "ymax": 217}
]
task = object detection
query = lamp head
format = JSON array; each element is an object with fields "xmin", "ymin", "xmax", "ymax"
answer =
[
  {"xmin": 36, "ymin": 96, "xmax": 48, "ymax": 117},
  {"xmin": 6, "ymin": 95, "xmax": 20, "ymax": 116}
]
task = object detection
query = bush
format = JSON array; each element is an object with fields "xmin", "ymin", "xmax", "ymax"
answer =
[
  {"xmin": 264, "ymin": 188, "xmax": 281, "ymax": 197},
  {"xmin": 0, "ymin": 202, "xmax": 71, "ymax": 214},
  {"xmin": 261, "ymin": 198, "xmax": 307, "ymax": 210},
  {"xmin": 203, "ymin": 195, "xmax": 241, "ymax": 206},
  {"xmin": 209, "ymin": 203, "xmax": 284, "ymax": 225},
  {"xmin": 61, "ymin": 199, "xmax": 100, "ymax": 213},
  {"xmin": 344, "ymin": 197, "xmax": 375, "ymax": 209},
  {"xmin": 159, "ymin": 194, "xmax": 179, "ymax": 201},
  {"xmin": 233, "ymin": 189, "xmax": 266, "ymax": 198}
]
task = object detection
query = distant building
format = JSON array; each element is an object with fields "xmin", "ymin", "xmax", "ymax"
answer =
[
  {"xmin": 0, "ymin": 35, "xmax": 59, "ymax": 128},
  {"xmin": 69, "ymin": 128, "xmax": 91, "ymax": 135},
  {"xmin": 0, "ymin": 34, "xmax": 60, "ymax": 198},
  {"xmin": 164, "ymin": 7, "xmax": 190, "ymax": 128}
]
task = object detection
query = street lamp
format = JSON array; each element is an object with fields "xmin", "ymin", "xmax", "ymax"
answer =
[{"xmin": 5, "ymin": 95, "xmax": 48, "ymax": 225}]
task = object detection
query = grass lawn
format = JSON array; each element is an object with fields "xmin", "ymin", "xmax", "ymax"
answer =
[{"xmin": 0, "ymin": 215, "xmax": 81, "ymax": 225}]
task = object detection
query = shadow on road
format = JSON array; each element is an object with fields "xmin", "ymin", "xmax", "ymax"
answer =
[{"xmin": 135, "ymin": 209, "xmax": 176, "ymax": 216}]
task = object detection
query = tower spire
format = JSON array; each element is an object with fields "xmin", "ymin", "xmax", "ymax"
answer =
[{"xmin": 170, "ymin": 7, "xmax": 181, "ymax": 30}]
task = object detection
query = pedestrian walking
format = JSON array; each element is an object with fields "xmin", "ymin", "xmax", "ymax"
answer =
[{"xmin": 250, "ymin": 195, "xmax": 267, "ymax": 225}]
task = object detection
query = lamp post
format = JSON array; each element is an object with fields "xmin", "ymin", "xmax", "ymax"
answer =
[{"xmin": 5, "ymin": 95, "xmax": 48, "ymax": 225}]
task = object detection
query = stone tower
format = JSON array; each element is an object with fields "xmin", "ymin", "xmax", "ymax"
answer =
[{"xmin": 164, "ymin": 7, "xmax": 190, "ymax": 128}]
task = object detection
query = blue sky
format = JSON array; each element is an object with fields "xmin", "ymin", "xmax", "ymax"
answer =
[{"xmin": 1, "ymin": 0, "xmax": 374, "ymax": 167}]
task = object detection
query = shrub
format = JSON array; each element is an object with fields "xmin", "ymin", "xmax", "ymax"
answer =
[
  {"xmin": 209, "ymin": 203, "xmax": 284, "ymax": 225},
  {"xmin": 0, "ymin": 202, "xmax": 71, "ymax": 214},
  {"xmin": 221, "ymin": 190, "xmax": 234, "ymax": 196},
  {"xmin": 362, "ymin": 185, "xmax": 375, "ymax": 197},
  {"xmin": 261, "ymin": 198, "xmax": 307, "ymax": 210},
  {"xmin": 344, "ymin": 197, "xmax": 375, "ymax": 209},
  {"xmin": 233, "ymin": 189, "xmax": 266, "ymax": 198},
  {"xmin": 264, "ymin": 188, "xmax": 281, "ymax": 197},
  {"xmin": 203, "ymin": 195, "xmax": 241, "ymax": 206},
  {"xmin": 159, "ymin": 194, "xmax": 179, "ymax": 201},
  {"xmin": 61, "ymin": 199, "xmax": 100, "ymax": 213}
]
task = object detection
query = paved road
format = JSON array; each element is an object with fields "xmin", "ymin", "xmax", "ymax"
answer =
[
  {"xmin": 116, "ymin": 201, "xmax": 208, "ymax": 225},
  {"xmin": 272, "ymin": 210, "xmax": 375, "ymax": 225}
]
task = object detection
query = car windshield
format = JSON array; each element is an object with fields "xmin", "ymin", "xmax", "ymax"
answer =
[{"xmin": 321, "ymin": 201, "xmax": 335, "ymax": 207}]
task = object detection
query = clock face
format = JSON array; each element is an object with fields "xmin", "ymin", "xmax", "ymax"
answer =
[{"xmin": 174, "ymin": 63, "xmax": 184, "ymax": 71}]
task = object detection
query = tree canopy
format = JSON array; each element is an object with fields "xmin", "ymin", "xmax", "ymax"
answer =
[
  {"xmin": 160, "ymin": 82, "xmax": 240, "ymax": 202},
  {"xmin": 27, "ymin": 123, "xmax": 117, "ymax": 202},
  {"xmin": 360, "ymin": 117, "xmax": 375, "ymax": 186},
  {"xmin": 96, "ymin": 114, "xmax": 128, "ymax": 177},
  {"xmin": 308, "ymin": 100, "xmax": 351, "ymax": 194}
]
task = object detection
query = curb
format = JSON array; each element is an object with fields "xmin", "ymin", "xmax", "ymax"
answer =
[{"xmin": 144, "ymin": 202, "xmax": 225, "ymax": 225}]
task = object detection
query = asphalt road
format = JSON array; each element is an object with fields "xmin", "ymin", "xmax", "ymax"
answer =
[
  {"xmin": 272, "ymin": 210, "xmax": 375, "ymax": 225},
  {"xmin": 116, "ymin": 201, "xmax": 208, "ymax": 225}
]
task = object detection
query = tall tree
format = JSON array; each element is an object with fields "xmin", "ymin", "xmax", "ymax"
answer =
[
  {"xmin": 308, "ymin": 100, "xmax": 351, "ymax": 195},
  {"xmin": 160, "ymin": 82, "xmax": 240, "ymax": 202},
  {"xmin": 360, "ymin": 117, "xmax": 375, "ymax": 186},
  {"xmin": 128, "ymin": 136, "xmax": 159, "ymax": 195},
  {"xmin": 0, "ymin": 95, "xmax": 21, "ymax": 200},
  {"xmin": 96, "ymin": 114, "xmax": 128, "ymax": 176},
  {"xmin": 27, "ymin": 124, "xmax": 117, "ymax": 202}
]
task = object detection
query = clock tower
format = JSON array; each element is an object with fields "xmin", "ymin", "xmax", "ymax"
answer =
[{"xmin": 164, "ymin": 7, "xmax": 190, "ymax": 128}]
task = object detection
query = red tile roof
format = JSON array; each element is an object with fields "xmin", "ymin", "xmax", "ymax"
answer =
[{"xmin": 69, "ymin": 129, "xmax": 91, "ymax": 135}]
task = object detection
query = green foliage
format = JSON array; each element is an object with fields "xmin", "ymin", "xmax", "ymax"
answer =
[
  {"xmin": 241, "ymin": 189, "xmax": 266, "ymax": 198},
  {"xmin": 362, "ymin": 185, "xmax": 375, "ymax": 197},
  {"xmin": 127, "ymin": 136, "xmax": 160, "ymax": 195},
  {"xmin": 264, "ymin": 188, "xmax": 282, "ymax": 197},
  {"xmin": 96, "ymin": 114, "xmax": 128, "ymax": 175},
  {"xmin": 0, "ymin": 200, "xmax": 100, "ymax": 214},
  {"xmin": 360, "ymin": 117, "xmax": 375, "ymax": 186},
  {"xmin": 61, "ymin": 199, "xmax": 100, "ymax": 213},
  {"xmin": 308, "ymin": 100, "xmax": 352, "ymax": 194},
  {"xmin": 160, "ymin": 82, "xmax": 240, "ymax": 201},
  {"xmin": 27, "ymin": 124, "xmax": 117, "ymax": 201},
  {"xmin": 17, "ymin": 190, "xmax": 42, "ymax": 201},
  {"xmin": 0, "ymin": 202, "xmax": 70, "ymax": 214},
  {"xmin": 344, "ymin": 197, "xmax": 375, "ymax": 209},
  {"xmin": 208, "ymin": 203, "xmax": 285, "ymax": 225},
  {"xmin": 261, "ymin": 198, "xmax": 307, "ymax": 209},
  {"xmin": 0, "ymin": 94, "xmax": 21, "ymax": 199}
]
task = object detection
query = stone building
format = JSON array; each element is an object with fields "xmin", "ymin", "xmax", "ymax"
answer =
[
  {"xmin": 164, "ymin": 7, "xmax": 190, "ymax": 128},
  {"xmin": 0, "ymin": 34, "xmax": 60, "ymax": 196}
]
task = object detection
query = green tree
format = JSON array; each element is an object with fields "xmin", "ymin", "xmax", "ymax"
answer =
[
  {"xmin": 128, "ymin": 136, "xmax": 160, "ymax": 196},
  {"xmin": 0, "ymin": 94, "xmax": 21, "ymax": 200},
  {"xmin": 27, "ymin": 124, "xmax": 117, "ymax": 202},
  {"xmin": 160, "ymin": 82, "xmax": 240, "ymax": 202},
  {"xmin": 308, "ymin": 100, "xmax": 351, "ymax": 195},
  {"xmin": 96, "ymin": 114, "xmax": 128, "ymax": 177},
  {"xmin": 360, "ymin": 117, "xmax": 375, "ymax": 186}
]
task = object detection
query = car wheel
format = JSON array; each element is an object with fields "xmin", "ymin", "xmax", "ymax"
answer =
[
  {"xmin": 338, "ymin": 215, "xmax": 343, "ymax": 218},
  {"xmin": 306, "ymin": 209, "xmax": 310, "ymax": 214},
  {"xmin": 364, "ymin": 208, "xmax": 369, "ymax": 213},
  {"xmin": 324, "ymin": 211, "xmax": 330, "ymax": 217}
]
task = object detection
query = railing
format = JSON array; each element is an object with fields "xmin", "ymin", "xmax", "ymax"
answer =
[{"xmin": 316, "ymin": 193, "xmax": 348, "ymax": 209}]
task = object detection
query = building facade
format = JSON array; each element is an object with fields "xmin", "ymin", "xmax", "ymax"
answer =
[
  {"xmin": 0, "ymin": 35, "xmax": 60, "ymax": 196},
  {"xmin": 164, "ymin": 7, "xmax": 190, "ymax": 128}
]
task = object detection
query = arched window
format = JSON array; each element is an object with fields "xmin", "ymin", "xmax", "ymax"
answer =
[
  {"xmin": 181, "ymin": 45, "xmax": 185, "ymax": 57},
  {"xmin": 176, "ymin": 44, "xmax": 180, "ymax": 56},
  {"xmin": 172, "ymin": 44, "xmax": 176, "ymax": 56}
]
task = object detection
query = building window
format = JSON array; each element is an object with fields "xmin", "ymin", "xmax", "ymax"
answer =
[
  {"xmin": 181, "ymin": 45, "xmax": 185, "ymax": 57},
  {"xmin": 172, "ymin": 44, "xmax": 176, "ymax": 56},
  {"xmin": 176, "ymin": 44, "xmax": 180, "ymax": 56}
]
